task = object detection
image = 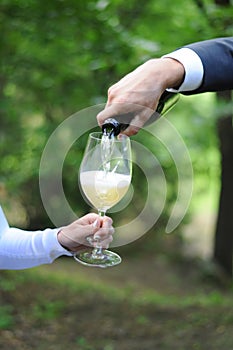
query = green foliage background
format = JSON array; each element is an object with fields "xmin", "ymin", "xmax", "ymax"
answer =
[{"xmin": 0, "ymin": 0, "xmax": 232, "ymax": 241}]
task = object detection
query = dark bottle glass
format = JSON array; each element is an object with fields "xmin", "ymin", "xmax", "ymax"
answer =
[{"xmin": 102, "ymin": 91, "xmax": 179, "ymax": 137}]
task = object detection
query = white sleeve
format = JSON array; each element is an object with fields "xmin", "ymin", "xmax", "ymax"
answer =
[
  {"xmin": 0, "ymin": 206, "xmax": 72, "ymax": 270},
  {"xmin": 162, "ymin": 48, "xmax": 204, "ymax": 92}
]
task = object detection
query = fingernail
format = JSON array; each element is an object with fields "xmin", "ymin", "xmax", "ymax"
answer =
[
  {"xmin": 86, "ymin": 236, "xmax": 94, "ymax": 244},
  {"xmin": 92, "ymin": 219, "xmax": 98, "ymax": 228},
  {"xmin": 93, "ymin": 235, "xmax": 100, "ymax": 241}
]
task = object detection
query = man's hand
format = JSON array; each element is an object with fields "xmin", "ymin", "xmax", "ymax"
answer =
[{"xmin": 97, "ymin": 58, "xmax": 184, "ymax": 136}]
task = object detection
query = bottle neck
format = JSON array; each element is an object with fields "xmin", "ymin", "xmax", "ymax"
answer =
[
  {"xmin": 101, "ymin": 91, "xmax": 179, "ymax": 136},
  {"xmin": 102, "ymin": 118, "xmax": 122, "ymax": 137}
]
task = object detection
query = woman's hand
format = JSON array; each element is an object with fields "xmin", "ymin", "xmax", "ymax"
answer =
[{"xmin": 57, "ymin": 213, "xmax": 114, "ymax": 252}]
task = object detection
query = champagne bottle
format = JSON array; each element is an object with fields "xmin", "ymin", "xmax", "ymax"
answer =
[{"xmin": 102, "ymin": 91, "xmax": 179, "ymax": 137}]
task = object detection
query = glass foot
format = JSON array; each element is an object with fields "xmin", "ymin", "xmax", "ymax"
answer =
[{"xmin": 73, "ymin": 249, "xmax": 121, "ymax": 268}]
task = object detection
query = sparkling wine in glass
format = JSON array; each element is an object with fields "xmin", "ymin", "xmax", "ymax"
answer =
[{"xmin": 73, "ymin": 131, "xmax": 132, "ymax": 268}]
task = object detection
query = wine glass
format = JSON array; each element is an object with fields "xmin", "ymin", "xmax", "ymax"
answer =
[{"xmin": 73, "ymin": 131, "xmax": 132, "ymax": 268}]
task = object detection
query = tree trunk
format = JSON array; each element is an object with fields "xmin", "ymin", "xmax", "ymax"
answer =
[{"xmin": 214, "ymin": 91, "xmax": 233, "ymax": 276}]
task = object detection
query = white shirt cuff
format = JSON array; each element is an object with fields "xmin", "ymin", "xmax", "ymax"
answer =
[
  {"xmin": 162, "ymin": 48, "xmax": 204, "ymax": 92},
  {"xmin": 47, "ymin": 228, "xmax": 73, "ymax": 257}
]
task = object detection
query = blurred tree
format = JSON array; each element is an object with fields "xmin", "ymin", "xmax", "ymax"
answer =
[{"xmin": 193, "ymin": 0, "xmax": 233, "ymax": 276}]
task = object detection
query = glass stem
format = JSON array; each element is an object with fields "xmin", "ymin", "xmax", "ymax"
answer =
[{"xmin": 91, "ymin": 210, "xmax": 106, "ymax": 259}]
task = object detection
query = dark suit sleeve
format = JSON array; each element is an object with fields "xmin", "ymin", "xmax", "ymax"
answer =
[{"xmin": 184, "ymin": 37, "xmax": 233, "ymax": 94}]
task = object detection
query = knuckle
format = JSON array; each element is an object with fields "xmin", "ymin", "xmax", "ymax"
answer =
[
  {"xmin": 108, "ymin": 85, "xmax": 121, "ymax": 102},
  {"xmin": 107, "ymin": 87, "xmax": 116, "ymax": 101}
]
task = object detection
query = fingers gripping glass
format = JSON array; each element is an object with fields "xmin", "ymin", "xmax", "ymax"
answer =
[{"xmin": 73, "ymin": 132, "xmax": 132, "ymax": 268}]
